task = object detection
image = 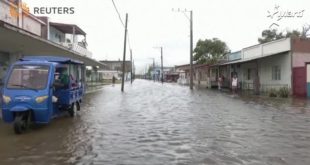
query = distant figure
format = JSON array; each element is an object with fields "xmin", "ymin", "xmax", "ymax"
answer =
[
  {"xmin": 232, "ymin": 74, "xmax": 238, "ymax": 94},
  {"xmin": 218, "ymin": 75, "xmax": 223, "ymax": 90},
  {"xmin": 112, "ymin": 76, "xmax": 116, "ymax": 86}
]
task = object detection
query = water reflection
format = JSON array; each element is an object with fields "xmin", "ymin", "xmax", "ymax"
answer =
[{"xmin": 0, "ymin": 80, "xmax": 310, "ymax": 164}]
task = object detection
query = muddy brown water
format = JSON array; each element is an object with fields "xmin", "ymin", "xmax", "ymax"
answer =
[{"xmin": 0, "ymin": 80, "xmax": 310, "ymax": 165}]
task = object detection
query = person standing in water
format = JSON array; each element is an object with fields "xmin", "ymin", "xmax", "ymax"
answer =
[
  {"xmin": 232, "ymin": 74, "xmax": 238, "ymax": 94},
  {"xmin": 112, "ymin": 75, "xmax": 116, "ymax": 86},
  {"xmin": 218, "ymin": 75, "xmax": 223, "ymax": 91}
]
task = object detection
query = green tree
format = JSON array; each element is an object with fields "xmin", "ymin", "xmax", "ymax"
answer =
[
  {"xmin": 193, "ymin": 38, "xmax": 230, "ymax": 64},
  {"xmin": 258, "ymin": 29, "xmax": 285, "ymax": 44},
  {"xmin": 258, "ymin": 29, "xmax": 302, "ymax": 44},
  {"xmin": 286, "ymin": 30, "xmax": 301, "ymax": 38}
]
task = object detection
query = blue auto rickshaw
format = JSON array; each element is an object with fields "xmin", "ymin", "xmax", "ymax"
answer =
[{"xmin": 1, "ymin": 56, "xmax": 85, "ymax": 134}]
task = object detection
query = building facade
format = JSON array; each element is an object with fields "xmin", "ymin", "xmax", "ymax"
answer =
[
  {"xmin": 213, "ymin": 37, "xmax": 310, "ymax": 97},
  {"xmin": 99, "ymin": 60, "xmax": 132, "ymax": 81},
  {"xmin": 176, "ymin": 37, "xmax": 310, "ymax": 97},
  {"xmin": 0, "ymin": 0, "xmax": 104, "ymax": 83}
]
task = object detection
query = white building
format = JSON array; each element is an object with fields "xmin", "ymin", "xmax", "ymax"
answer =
[
  {"xmin": 98, "ymin": 60, "xmax": 132, "ymax": 81},
  {"xmin": 98, "ymin": 70, "xmax": 121, "ymax": 80},
  {"xmin": 213, "ymin": 37, "xmax": 310, "ymax": 97},
  {"xmin": 220, "ymin": 38, "xmax": 291, "ymax": 92}
]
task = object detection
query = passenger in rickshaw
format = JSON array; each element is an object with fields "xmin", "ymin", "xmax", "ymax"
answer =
[
  {"xmin": 54, "ymin": 68, "xmax": 69, "ymax": 89},
  {"xmin": 53, "ymin": 68, "xmax": 70, "ymax": 104}
]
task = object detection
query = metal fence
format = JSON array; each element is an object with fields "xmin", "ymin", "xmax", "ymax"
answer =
[
  {"xmin": 260, "ymin": 84, "xmax": 289, "ymax": 93},
  {"xmin": 241, "ymin": 82, "xmax": 254, "ymax": 90},
  {"xmin": 240, "ymin": 82, "xmax": 289, "ymax": 93}
]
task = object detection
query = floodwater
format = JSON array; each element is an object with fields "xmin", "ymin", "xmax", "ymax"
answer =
[{"xmin": 1, "ymin": 80, "xmax": 310, "ymax": 165}]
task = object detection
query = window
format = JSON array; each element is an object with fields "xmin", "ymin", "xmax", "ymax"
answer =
[
  {"xmin": 272, "ymin": 66, "xmax": 281, "ymax": 80},
  {"xmin": 7, "ymin": 65, "xmax": 49, "ymax": 90},
  {"xmin": 247, "ymin": 68, "xmax": 252, "ymax": 80},
  {"xmin": 54, "ymin": 34, "xmax": 61, "ymax": 42}
]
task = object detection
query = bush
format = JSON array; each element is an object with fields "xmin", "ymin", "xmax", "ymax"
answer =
[
  {"xmin": 278, "ymin": 87, "xmax": 289, "ymax": 98},
  {"xmin": 268, "ymin": 88, "xmax": 278, "ymax": 97}
]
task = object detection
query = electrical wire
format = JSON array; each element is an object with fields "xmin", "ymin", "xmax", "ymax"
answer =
[
  {"xmin": 111, "ymin": 0, "xmax": 132, "ymax": 55},
  {"xmin": 111, "ymin": 0, "xmax": 125, "ymax": 27}
]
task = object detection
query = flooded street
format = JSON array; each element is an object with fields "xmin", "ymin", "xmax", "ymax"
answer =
[{"xmin": 1, "ymin": 79, "xmax": 310, "ymax": 165}]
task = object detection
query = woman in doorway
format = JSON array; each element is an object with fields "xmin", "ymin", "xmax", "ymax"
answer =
[{"xmin": 218, "ymin": 75, "xmax": 223, "ymax": 91}]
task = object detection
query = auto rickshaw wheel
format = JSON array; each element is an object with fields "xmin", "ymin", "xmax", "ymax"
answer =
[
  {"xmin": 76, "ymin": 101, "xmax": 81, "ymax": 111},
  {"xmin": 14, "ymin": 115, "xmax": 27, "ymax": 134},
  {"xmin": 68, "ymin": 103, "xmax": 76, "ymax": 117}
]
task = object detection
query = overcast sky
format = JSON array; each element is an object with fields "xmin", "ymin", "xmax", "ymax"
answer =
[{"xmin": 24, "ymin": 0, "xmax": 310, "ymax": 73}]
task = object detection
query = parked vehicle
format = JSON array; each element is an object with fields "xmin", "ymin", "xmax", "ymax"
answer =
[{"xmin": 1, "ymin": 56, "xmax": 86, "ymax": 134}]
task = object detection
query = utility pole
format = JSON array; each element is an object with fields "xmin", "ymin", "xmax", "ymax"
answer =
[
  {"xmin": 145, "ymin": 65, "xmax": 148, "ymax": 79},
  {"xmin": 121, "ymin": 13, "xmax": 128, "ymax": 92},
  {"xmin": 172, "ymin": 8, "xmax": 194, "ymax": 90},
  {"xmin": 153, "ymin": 58, "xmax": 155, "ymax": 82},
  {"xmin": 130, "ymin": 49, "xmax": 133, "ymax": 84},
  {"xmin": 189, "ymin": 10, "xmax": 193, "ymax": 90},
  {"xmin": 153, "ymin": 46, "xmax": 164, "ymax": 84},
  {"xmin": 133, "ymin": 59, "xmax": 135, "ymax": 80},
  {"xmin": 160, "ymin": 47, "xmax": 164, "ymax": 84}
]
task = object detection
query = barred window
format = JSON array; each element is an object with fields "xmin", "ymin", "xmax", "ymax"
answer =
[
  {"xmin": 247, "ymin": 68, "xmax": 252, "ymax": 80},
  {"xmin": 272, "ymin": 66, "xmax": 281, "ymax": 80}
]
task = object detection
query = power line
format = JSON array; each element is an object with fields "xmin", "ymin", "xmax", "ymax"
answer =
[
  {"xmin": 111, "ymin": 0, "xmax": 132, "ymax": 57},
  {"xmin": 111, "ymin": 0, "xmax": 125, "ymax": 27}
]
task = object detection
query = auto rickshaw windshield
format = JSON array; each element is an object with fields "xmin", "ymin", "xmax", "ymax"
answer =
[{"xmin": 7, "ymin": 65, "xmax": 50, "ymax": 90}]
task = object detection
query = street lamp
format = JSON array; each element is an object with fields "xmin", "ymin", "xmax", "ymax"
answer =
[
  {"xmin": 172, "ymin": 8, "xmax": 194, "ymax": 90},
  {"xmin": 153, "ymin": 46, "xmax": 164, "ymax": 84}
]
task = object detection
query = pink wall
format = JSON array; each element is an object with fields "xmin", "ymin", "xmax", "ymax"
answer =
[{"xmin": 293, "ymin": 53, "xmax": 310, "ymax": 67}]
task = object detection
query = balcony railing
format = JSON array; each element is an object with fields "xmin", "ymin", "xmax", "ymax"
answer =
[{"xmin": 60, "ymin": 42, "xmax": 92, "ymax": 58}]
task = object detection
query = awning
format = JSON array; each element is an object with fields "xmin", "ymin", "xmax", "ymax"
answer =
[{"xmin": 0, "ymin": 21, "xmax": 106, "ymax": 68}]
